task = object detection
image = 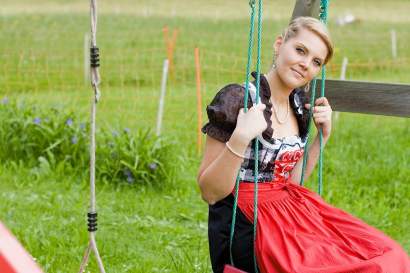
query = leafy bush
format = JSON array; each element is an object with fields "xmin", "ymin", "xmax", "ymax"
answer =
[
  {"xmin": 0, "ymin": 98, "xmax": 179, "ymax": 188},
  {"xmin": 0, "ymin": 98, "xmax": 88, "ymax": 167},
  {"xmin": 97, "ymin": 128, "xmax": 177, "ymax": 187}
]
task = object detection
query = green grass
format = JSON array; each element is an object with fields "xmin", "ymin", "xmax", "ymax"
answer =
[
  {"xmin": 1, "ymin": 113, "xmax": 409, "ymax": 272},
  {"xmin": 0, "ymin": 0, "xmax": 409, "ymax": 271},
  {"xmin": 0, "ymin": 161, "xmax": 211, "ymax": 272}
]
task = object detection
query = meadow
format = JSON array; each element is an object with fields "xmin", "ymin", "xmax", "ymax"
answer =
[{"xmin": 0, "ymin": 0, "xmax": 409, "ymax": 272}]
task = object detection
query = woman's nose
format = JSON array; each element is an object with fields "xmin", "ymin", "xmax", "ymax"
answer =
[{"xmin": 298, "ymin": 60, "xmax": 308, "ymax": 70}]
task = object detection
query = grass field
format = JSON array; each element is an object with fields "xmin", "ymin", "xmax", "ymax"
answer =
[{"xmin": 0, "ymin": 0, "xmax": 409, "ymax": 272}]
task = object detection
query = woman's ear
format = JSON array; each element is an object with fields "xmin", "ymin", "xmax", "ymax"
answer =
[{"xmin": 273, "ymin": 35, "xmax": 283, "ymax": 56}]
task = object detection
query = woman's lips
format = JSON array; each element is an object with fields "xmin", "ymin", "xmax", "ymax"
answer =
[{"xmin": 291, "ymin": 68, "xmax": 304, "ymax": 79}]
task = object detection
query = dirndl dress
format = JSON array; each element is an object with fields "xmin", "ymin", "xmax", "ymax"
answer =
[{"xmin": 201, "ymin": 75, "xmax": 410, "ymax": 273}]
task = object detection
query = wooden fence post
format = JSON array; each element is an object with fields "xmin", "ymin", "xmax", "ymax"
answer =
[{"xmin": 195, "ymin": 48, "xmax": 203, "ymax": 154}]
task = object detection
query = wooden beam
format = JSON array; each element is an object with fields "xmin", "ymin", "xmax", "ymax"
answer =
[
  {"xmin": 290, "ymin": 1, "xmax": 410, "ymax": 118},
  {"xmin": 291, "ymin": 0, "xmax": 320, "ymax": 20},
  {"xmin": 313, "ymin": 79, "xmax": 410, "ymax": 118}
]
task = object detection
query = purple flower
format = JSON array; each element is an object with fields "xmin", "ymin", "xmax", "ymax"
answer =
[
  {"xmin": 66, "ymin": 118, "xmax": 73, "ymax": 126},
  {"xmin": 112, "ymin": 130, "xmax": 119, "ymax": 137},
  {"xmin": 123, "ymin": 168, "xmax": 134, "ymax": 184},
  {"xmin": 79, "ymin": 123, "xmax": 86, "ymax": 130},
  {"xmin": 1, "ymin": 97, "xmax": 9, "ymax": 104},
  {"xmin": 33, "ymin": 117, "xmax": 41, "ymax": 124},
  {"xmin": 123, "ymin": 168, "xmax": 132, "ymax": 176},
  {"xmin": 127, "ymin": 176, "xmax": 135, "ymax": 184},
  {"xmin": 71, "ymin": 136, "xmax": 78, "ymax": 144},
  {"xmin": 149, "ymin": 162, "xmax": 158, "ymax": 171},
  {"xmin": 123, "ymin": 128, "xmax": 130, "ymax": 134}
]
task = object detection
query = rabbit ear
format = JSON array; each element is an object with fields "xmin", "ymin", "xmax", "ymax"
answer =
[{"xmin": 207, "ymin": 105, "xmax": 227, "ymax": 122}]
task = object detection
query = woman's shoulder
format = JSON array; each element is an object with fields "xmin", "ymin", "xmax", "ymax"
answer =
[
  {"xmin": 211, "ymin": 83, "xmax": 247, "ymax": 105},
  {"xmin": 206, "ymin": 83, "xmax": 251, "ymax": 125},
  {"xmin": 201, "ymin": 83, "xmax": 252, "ymax": 143}
]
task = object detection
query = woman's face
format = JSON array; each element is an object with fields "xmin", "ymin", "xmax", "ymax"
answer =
[{"xmin": 274, "ymin": 28, "xmax": 328, "ymax": 89}]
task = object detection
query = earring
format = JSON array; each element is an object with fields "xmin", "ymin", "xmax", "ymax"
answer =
[
  {"xmin": 272, "ymin": 53, "xmax": 278, "ymax": 69},
  {"xmin": 304, "ymin": 82, "xmax": 311, "ymax": 93}
]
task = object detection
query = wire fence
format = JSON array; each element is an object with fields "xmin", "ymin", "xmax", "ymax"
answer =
[{"xmin": 1, "ymin": 14, "xmax": 409, "ymax": 151}]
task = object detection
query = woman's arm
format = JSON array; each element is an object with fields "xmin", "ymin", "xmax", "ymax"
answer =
[
  {"xmin": 197, "ymin": 133, "xmax": 249, "ymax": 205},
  {"xmin": 197, "ymin": 103, "xmax": 268, "ymax": 205}
]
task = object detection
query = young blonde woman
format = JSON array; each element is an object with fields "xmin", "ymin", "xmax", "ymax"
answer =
[{"xmin": 198, "ymin": 17, "xmax": 410, "ymax": 273}]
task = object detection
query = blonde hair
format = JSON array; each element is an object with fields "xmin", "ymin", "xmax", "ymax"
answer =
[{"xmin": 282, "ymin": 16, "xmax": 334, "ymax": 65}]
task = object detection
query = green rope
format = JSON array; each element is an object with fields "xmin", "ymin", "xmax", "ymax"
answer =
[
  {"xmin": 318, "ymin": 66, "xmax": 326, "ymax": 195},
  {"xmin": 229, "ymin": 0, "xmax": 256, "ymax": 267},
  {"xmin": 243, "ymin": 0, "xmax": 257, "ymax": 112},
  {"xmin": 299, "ymin": 0, "xmax": 329, "ymax": 197},
  {"xmin": 299, "ymin": 78, "xmax": 317, "ymax": 186},
  {"xmin": 231, "ymin": 0, "xmax": 329, "ymax": 270},
  {"xmin": 317, "ymin": 0, "xmax": 328, "ymax": 195},
  {"xmin": 228, "ymin": 1, "xmax": 262, "ymax": 272},
  {"xmin": 229, "ymin": 175, "xmax": 241, "ymax": 265},
  {"xmin": 319, "ymin": 0, "xmax": 329, "ymax": 23},
  {"xmin": 252, "ymin": 1, "xmax": 263, "ymax": 271}
]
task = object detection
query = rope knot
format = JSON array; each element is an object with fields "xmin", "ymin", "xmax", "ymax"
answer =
[
  {"xmin": 87, "ymin": 212, "xmax": 98, "ymax": 232},
  {"xmin": 90, "ymin": 46, "xmax": 100, "ymax": 68}
]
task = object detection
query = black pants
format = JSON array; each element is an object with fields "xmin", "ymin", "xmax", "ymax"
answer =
[{"xmin": 208, "ymin": 194, "xmax": 260, "ymax": 273}]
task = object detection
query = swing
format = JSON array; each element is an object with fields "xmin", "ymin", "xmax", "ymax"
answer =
[
  {"xmin": 0, "ymin": 222, "xmax": 44, "ymax": 273},
  {"xmin": 223, "ymin": 1, "xmax": 329, "ymax": 272}
]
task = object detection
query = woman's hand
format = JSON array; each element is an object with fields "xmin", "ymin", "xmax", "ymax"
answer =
[
  {"xmin": 305, "ymin": 97, "xmax": 332, "ymax": 140},
  {"xmin": 233, "ymin": 103, "xmax": 268, "ymax": 144}
]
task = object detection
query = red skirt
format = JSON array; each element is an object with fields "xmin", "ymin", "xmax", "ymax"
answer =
[{"xmin": 235, "ymin": 180, "xmax": 410, "ymax": 273}]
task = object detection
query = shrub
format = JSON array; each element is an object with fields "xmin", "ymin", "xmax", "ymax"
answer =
[
  {"xmin": 0, "ymin": 99, "xmax": 88, "ymax": 167},
  {"xmin": 0, "ymin": 98, "xmax": 179, "ymax": 188},
  {"xmin": 97, "ymin": 127, "xmax": 178, "ymax": 187}
]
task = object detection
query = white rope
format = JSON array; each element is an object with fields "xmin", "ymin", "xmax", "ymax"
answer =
[
  {"xmin": 78, "ymin": 0, "xmax": 105, "ymax": 272},
  {"xmin": 90, "ymin": 0, "xmax": 101, "ymax": 102}
]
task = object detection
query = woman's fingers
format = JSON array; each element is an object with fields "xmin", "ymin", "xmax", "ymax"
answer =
[
  {"xmin": 313, "ymin": 115, "xmax": 329, "ymax": 122},
  {"xmin": 313, "ymin": 113, "xmax": 329, "ymax": 121},
  {"xmin": 305, "ymin": 104, "xmax": 332, "ymax": 114},
  {"xmin": 315, "ymin": 97, "xmax": 330, "ymax": 106},
  {"xmin": 306, "ymin": 96, "xmax": 329, "ymax": 105},
  {"xmin": 246, "ymin": 103, "xmax": 266, "ymax": 112},
  {"xmin": 313, "ymin": 114, "xmax": 330, "ymax": 121},
  {"xmin": 239, "ymin": 103, "xmax": 265, "ymax": 117},
  {"xmin": 256, "ymin": 102, "xmax": 266, "ymax": 111},
  {"xmin": 313, "ymin": 106, "xmax": 332, "ymax": 113},
  {"xmin": 315, "ymin": 119, "xmax": 327, "ymax": 124},
  {"xmin": 306, "ymin": 97, "xmax": 330, "ymax": 108},
  {"xmin": 236, "ymin": 103, "xmax": 268, "ymax": 141},
  {"xmin": 313, "ymin": 112, "xmax": 329, "ymax": 118}
]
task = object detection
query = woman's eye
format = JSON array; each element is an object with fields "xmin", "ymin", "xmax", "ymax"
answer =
[
  {"xmin": 296, "ymin": 47, "xmax": 305, "ymax": 54},
  {"xmin": 314, "ymin": 60, "xmax": 322, "ymax": 66}
]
